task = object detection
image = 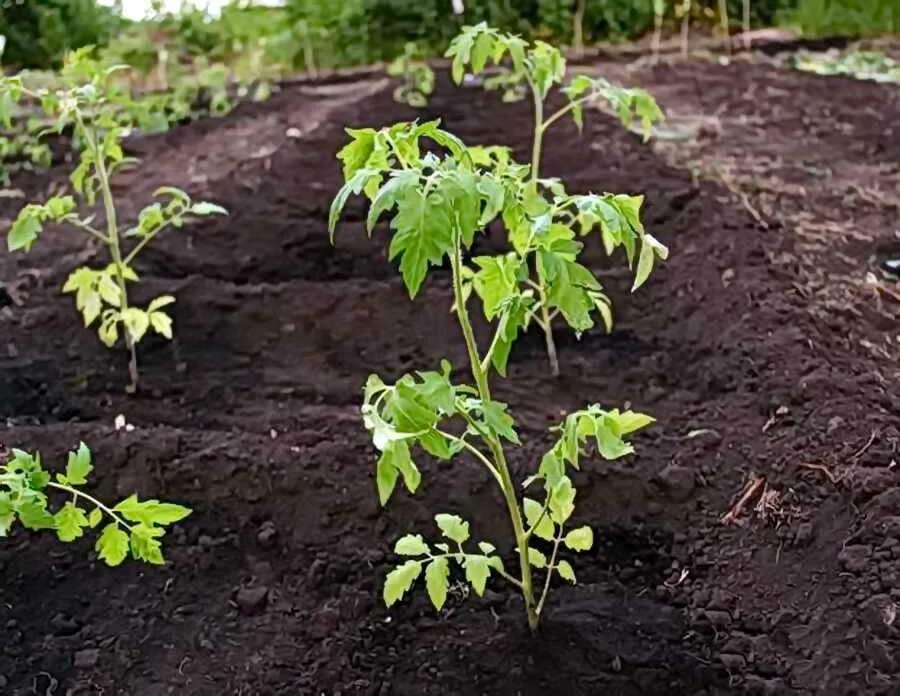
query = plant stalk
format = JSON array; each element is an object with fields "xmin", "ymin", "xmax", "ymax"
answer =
[
  {"xmin": 89, "ymin": 126, "xmax": 139, "ymax": 393},
  {"xmin": 529, "ymin": 83, "xmax": 561, "ymax": 378},
  {"xmin": 451, "ymin": 236, "xmax": 540, "ymax": 632}
]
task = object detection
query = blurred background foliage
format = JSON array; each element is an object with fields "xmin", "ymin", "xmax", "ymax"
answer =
[{"xmin": 0, "ymin": 0, "xmax": 896, "ymax": 74}]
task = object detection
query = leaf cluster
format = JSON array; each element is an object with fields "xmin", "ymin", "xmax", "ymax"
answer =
[
  {"xmin": 330, "ymin": 121, "xmax": 666, "ymax": 375},
  {"xmin": 0, "ymin": 444, "xmax": 190, "ymax": 566}
]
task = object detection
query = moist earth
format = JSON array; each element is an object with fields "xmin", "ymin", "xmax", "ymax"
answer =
[{"xmin": 0, "ymin": 56, "xmax": 897, "ymax": 695}]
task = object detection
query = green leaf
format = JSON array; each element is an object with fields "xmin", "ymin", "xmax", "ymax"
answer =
[
  {"xmin": 564, "ymin": 525, "xmax": 593, "ymax": 552},
  {"xmin": 394, "ymin": 533, "xmax": 430, "ymax": 556},
  {"xmin": 376, "ymin": 451, "xmax": 400, "ymax": 506},
  {"xmin": 548, "ymin": 476, "xmax": 576, "ymax": 525},
  {"xmin": 149, "ymin": 311, "xmax": 173, "ymax": 339},
  {"xmin": 425, "ymin": 557, "xmax": 450, "ymax": 610},
  {"xmin": 87, "ymin": 507, "xmax": 103, "ymax": 528},
  {"xmin": 477, "ymin": 541, "xmax": 495, "ymax": 554},
  {"xmin": 632, "ymin": 234, "xmax": 668, "ymax": 291},
  {"xmin": 8, "ymin": 210, "xmax": 42, "ymax": 252},
  {"xmin": 96, "ymin": 523, "xmax": 129, "ymax": 566},
  {"xmin": 464, "ymin": 554, "xmax": 491, "ymax": 595},
  {"xmin": 556, "ymin": 559, "xmax": 576, "ymax": 582},
  {"xmin": 527, "ymin": 546, "xmax": 547, "ymax": 568},
  {"xmin": 524, "ymin": 497, "xmax": 555, "ymax": 541},
  {"xmin": 121, "ymin": 308, "xmax": 150, "ymax": 342},
  {"xmin": 435, "ymin": 513, "xmax": 470, "ymax": 544},
  {"xmin": 387, "ymin": 187, "xmax": 453, "ymax": 298},
  {"xmin": 612, "ymin": 410, "xmax": 655, "ymax": 434},
  {"xmin": 18, "ymin": 499, "xmax": 54, "ymax": 530},
  {"xmin": 114, "ymin": 495, "xmax": 191, "ymax": 526},
  {"xmin": 129, "ymin": 523, "xmax": 165, "ymax": 564},
  {"xmin": 480, "ymin": 400, "xmax": 520, "ymax": 444},
  {"xmin": 147, "ymin": 295, "xmax": 176, "ymax": 313},
  {"xmin": 63, "ymin": 442, "xmax": 92, "ymax": 485},
  {"xmin": 54, "ymin": 502, "xmax": 89, "ymax": 542},
  {"xmin": 97, "ymin": 272, "xmax": 122, "ymax": 307},
  {"xmin": 375, "ymin": 439, "xmax": 420, "ymax": 500},
  {"xmin": 383, "ymin": 559, "xmax": 422, "ymax": 607},
  {"xmin": 337, "ymin": 127, "xmax": 377, "ymax": 179},
  {"xmin": 366, "ymin": 169, "xmax": 418, "ymax": 232},
  {"xmin": 190, "ymin": 202, "xmax": 228, "ymax": 216}
]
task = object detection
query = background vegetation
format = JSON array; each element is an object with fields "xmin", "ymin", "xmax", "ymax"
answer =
[{"xmin": 1, "ymin": 0, "xmax": 895, "ymax": 74}]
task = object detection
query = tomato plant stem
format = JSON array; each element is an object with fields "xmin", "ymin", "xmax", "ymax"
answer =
[
  {"xmin": 529, "ymin": 83, "xmax": 561, "ymax": 378},
  {"xmin": 83, "ymin": 115, "xmax": 139, "ymax": 393},
  {"xmin": 451, "ymin": 235, "xmax": 540, "ymax": 632}
]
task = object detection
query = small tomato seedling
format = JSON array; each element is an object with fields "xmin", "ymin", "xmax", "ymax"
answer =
[
  {"xmin": 0, "ymin": 442, "xmax": 190, "ymax": 566},
  {"xmin": 0, "ymin": 51, "xmax": 227, "ymax": 392},
  {"xmin": 330, "ymin": 118, "xmax": 659, "ymax": 632},
  {"xmin": 446, "ymin": 23, "xmax": 666, "ymax": 375},
  {"xmin": 387, "ymin": 43, "xmax": 436, "ymax": 108}
]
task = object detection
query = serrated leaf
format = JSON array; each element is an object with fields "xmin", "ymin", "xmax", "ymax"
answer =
[
  {"xmin": 8, "ymin": 211, "xmax": 41, "ymax": 252},
  {"xmin": 480, "ymin": 400, "xmax": 519, "ymax": 444},
  {"xmin": 18, "ymin": 499, "xmax": 54, "ymax": 530},
  {"xmin": 96, "ymin": 523, "xmax": 129, "ymax": 566},
  {"xmin": 464, "ymin": 554, "xmax": 491, "ymax": 596},
  {"xmin": 387, "ymin": 187, "xmax": 453, "ymax": 298},
  {"xmin": 114, "ymin": 495, "xmax": 191, "ymax": 526},
  {"xmin": 394, "ymin": 533, "xmax": 430, "ymax": 556},
  {"xmin": 149, "ymin": 311, "xmax": 173, "ymax": 339},
  {"xmin": 477, "ymin": 541, "xmax": 495, "ymax": 554},
  {"xmin": 435, "ymin": 513, "xmax": 469, "ymax": 544},
  {"xmin": 557, "ymin": 559, "xmax": 576, "ymax": 582},
  {"xmin": 121, "ymin": 308, "xmax": 150, "ymax": 342},
  {"xmin": 564, "ymin": 526, "xmax": 593, "ymax": 552},
  {"xmin": 524, "ymin": 497, "xmax": 555, "ymax": 541},
  {"xmin": 129, "ymin": 523, "xmax": 165, "ymax": 564},
  {"xmin": 425, "ymin": 556, "xmax": 450, "ymax": 610},
  {"xmin": 383, "ymin": 560, "xmax": 422, "ymax": 607},
  {"xmin": 549, "ymin": 476, "xmax": 576, "ymax": 525},
  {"xmin": 375, "ymin": 451, "xmax": 399, "ymax": 506},
  {"xmin": 54, "ymin": 502, "xmax": 89, "ymax": 542},
  {"xmin": 527, "ymin": 546, "xmax": 547, "ymax": 568},
  {"xmin": 97, "ymin": 272, "xmax": 121, "ymax": 307},
  {"xmin": 87, "ymin": 507, "xmax": 103, "ymax": 528},
  {"xmin": 64, "ymin": 442, "xmax": 92, "ymax": 485}
]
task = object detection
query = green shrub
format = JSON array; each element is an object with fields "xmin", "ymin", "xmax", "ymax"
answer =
[{"xmin": 0, "ymin": 0, "xmax": 120, "ymax": 69}]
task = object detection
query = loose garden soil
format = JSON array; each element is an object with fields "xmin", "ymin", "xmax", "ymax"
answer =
[{"xmin": 0, "ymin": 54, "xmax": 897, "ymax": 695}]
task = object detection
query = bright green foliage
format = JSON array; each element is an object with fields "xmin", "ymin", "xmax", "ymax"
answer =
[
  {"xmin": 443, "ymin": 23, "xmax": 664, "ymax": 375},
  {"xmin": 0, "ymin": 443, "xmax": 190, "ymax": 566},
  {"xmin": 330, "ymin": 119, "xmax": 666, "ymax": 378},
  {"xmin": 330, "ymin": 93, "xmax": 659, "ymax": 628},
  {"xmin": 0, "ymin": 50, "xmax": 227, "ymax": 392},
  {"xmin": 387, "ymin": 43, "xmax": 436, "ymax": 108},
  {"xmin": 446, "ymin": 23, "xmax": 663, "ymax": 137}
]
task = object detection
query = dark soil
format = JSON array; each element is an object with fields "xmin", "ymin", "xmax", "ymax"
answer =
[{"xmin": 1, "ymin": 57, "xmax": 898, "ymax": 696}]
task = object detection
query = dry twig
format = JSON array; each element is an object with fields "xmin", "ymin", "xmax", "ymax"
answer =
[{"xmin": 720, "ymin": 473, "xmax": 765, "ymax": 524}]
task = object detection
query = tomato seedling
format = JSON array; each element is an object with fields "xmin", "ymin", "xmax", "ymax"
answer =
[
  {"xmin": 0, "ymin": 51, "xmax": 227, "ymax": 392},
  {"xmin": 0, "ymin": 443, "xmax": 189, "ymax": 566},
  {"xmin": 446, "ymin": 23, "xmax": 665, "ymax": 375},
  {"xmin": 330, "ymin": 118, "xmax": 660, "ymax": 631},
  {"xmin": 387, "ymin": 43, "xmax": 436, "ymax": 108}
]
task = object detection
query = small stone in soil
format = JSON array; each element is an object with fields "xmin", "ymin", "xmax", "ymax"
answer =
[
  {"xmin": 654, "ymin": 464, "xmax": 695, "ymax": 502},
  {"xmin": 235, "ymin": 585, "xmax": 269, "ymax": 615},
  {"xmin": 74, "ymin": 648, "xmax": 99, "ymax": 669}
]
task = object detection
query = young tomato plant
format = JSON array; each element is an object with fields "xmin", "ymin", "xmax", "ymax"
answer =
[
  {"xmin": 330, "ymin": 120, "xmax": 660, "ymax": 631},
  {"xmin": 446, "ymin": 23, "xmax": 666, "ymax": 375},
  {"xmin": 387, "ymin": 43, "xmax": 436, "ymax": 108},
  {"xmin": 0, "ymin": 51, "xmax": 227, "ymax": 393},
  {"xmin": 1, "ymin": 443, "xmax": 189, "ymax": 566}
]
